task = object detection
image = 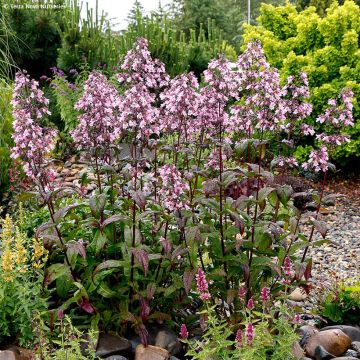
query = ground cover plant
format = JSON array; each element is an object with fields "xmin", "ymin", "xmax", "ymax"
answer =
[{"xmin": 0, "ymin": 36, "xmax": 355, "ymax": 357}]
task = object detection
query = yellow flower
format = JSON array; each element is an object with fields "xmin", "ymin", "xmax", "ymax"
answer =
[
  {"xmin": 32, "ymin": 238, "xmax": 48, "ymax": 269},
  {"xmin": 1, "ymin": 214, "xmax": 13, "ymax": 247},
  {"xmin": 1, "ymin": 247, "xmax": 14, "ymax": 282},
  {"xmin": 14, "ymin": 227, "xmax": 28, "ymax": 273}
]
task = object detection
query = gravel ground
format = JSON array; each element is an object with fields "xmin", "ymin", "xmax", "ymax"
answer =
[{"xmin": 301, "ymin": 192, "xmax": 360, "ymax": 300}]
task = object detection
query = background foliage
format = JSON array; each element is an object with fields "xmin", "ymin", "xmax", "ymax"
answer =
[{"xmin": 243, "ymin": 0, "xmax": 360, "ymax": 166}]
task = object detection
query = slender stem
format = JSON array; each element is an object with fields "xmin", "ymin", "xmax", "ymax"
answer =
[
  {"xmin": 94, "ymin": 152, "xmax": 102, "ymax": 193},
  {"xmin": 218, "ymin": 104, "xmax": 229, "ymax": 291},
  {"xmin": 301, "ymin": 170, "xmax": 327, "ymax": 263}
]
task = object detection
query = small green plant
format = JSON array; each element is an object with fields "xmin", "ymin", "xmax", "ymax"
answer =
[
  {"xmin": 183, "ymin": 275, "xmax": 300, "ymax": 360},
  {"xmin": 33, "ymin": 312, "xmax": 98, "ymax": 360},
  {"xmin": 321, "ymin": 281, "xmax": 360, "ymax": 325},
  {"xmin": 0, "ymin": 209, "xmax": 48, "ymax": 347}
]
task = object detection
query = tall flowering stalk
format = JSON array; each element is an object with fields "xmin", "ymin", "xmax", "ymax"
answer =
[
  {"xmin": 11, "ymin": 71, "xmax": 57, "ymax": 186},
  {"xmin": 231, "ymin": 40, "xmax": 285, "ymax": 136},
  {"xmin": 117, "ymin": 37, "xmax": 169, "ymax": 92},
  {"xmin": 71, "ymin": 71, "xmax": 122, "ymax": 191},
  {"xmin": 11, "ymin": 71, "xmax": 74, "ymax": 276},
  {"xmin": 160, "ymin": 72, "xmax": 200, "ymax": 167},
  {"xmin": 301, "ymin": 88, "xmax": 354, "ymax": 262},
  {"xmin": 201, "ymin": 55, "xmax": 239, "ymax": 292}
]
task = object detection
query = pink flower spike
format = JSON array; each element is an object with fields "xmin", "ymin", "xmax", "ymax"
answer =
[
  {"xmin": 196, "ymin": 269, "xmax": 211, "ymax": 302},
  {"xmin": 260, "ymin": 287, "xmax": 270, "ymax": 302},
  {"xmin": 247, "ymin": 298, "xmax": 254, "ymax": 310},
  {"xmin": 180, "ymin": 324, "xmax": 188, "ymax": 339},
  {"xmin": 245, "ymin": 323, "xmax": 255, "ymax": 345},
  {"xmin": 235, "ymin": 329, "xmax": 243, "ymax": 348},
  {"xmin": 238, "ymin": 286, "xmax": 248, "ymax": 301}
]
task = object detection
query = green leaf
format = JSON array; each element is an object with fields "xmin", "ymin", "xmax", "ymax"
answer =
[
  {"xmin": 89, "ymin": 193, "xmax": 106, "ymax": 218},
  {"xmin": 93, "ymin": 260, "xmax": 125, "ymax": 277},
  {"xmin": 45, "ymin": 264, "xmax": 71, "ymax": 285},
  {"xmin": 93, "ymin": 230, "xmax": 108, "ymax": 254}
]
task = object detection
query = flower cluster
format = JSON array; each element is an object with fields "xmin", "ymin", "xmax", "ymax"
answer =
[
  {"xmin": 158, "ymin": 164, "xmax": 189, "ymax": 212},
  {"xmin": 117, "ymin": 37, "xmax": 169, "ymax": 90},
  {"xmin": 315, "ymin": 89, "xmax": 354, "ymax": 147},
  {"xmin": 119, "ymin": 83, "xmax": 159, "ymax": 141},
  {"xmin": 160, "ymin": 72, "xmax": 199, "ymax": 137},
  {"xmin": 231, "ymin": 41, "xmax": 285, "ymax": 135},
  {"xmin": 281, "ymin": 73, "xmax": 313, "ymax": 133},
  {"xmin": 11, "ymin": 71, "xmax": 57, "ymax": 182},
  {"xmin": 245, "ymin": 323, "xmax": 255, "ymax": 345},
  {"xmin": 71, "ymin": 71, "xmax": 122, "ymax": 159},
  {"xmin": 271, "ymin": 156, "xmax": 298, "ymax": 169},
  {"xmin": 317, "ymin": 89, "xmax": 354, "ymax": 127},
  {"xmin": 302, "ymin": 145, "xmax": 329, "ymax": 173},
  {"xmin": 203, "ymin": 54, "xmax": 239, "ymax": 100},
  {"xmin": 196, "ymin": 269, "xmax": 211, "ymax": 301},
  {"xmin": 180, "ymin": 324, "xmax": 189, "ymax": 339},
  {"xmin": 260, "ymin": 287, "xmax": 270, "ymax": 302}
]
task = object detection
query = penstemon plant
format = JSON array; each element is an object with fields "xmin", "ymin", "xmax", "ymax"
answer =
[{"xmin": 10, "ymin": 38, "xmax": 354, "ymax": 345}]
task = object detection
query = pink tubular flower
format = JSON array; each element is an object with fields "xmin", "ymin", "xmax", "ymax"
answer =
[
  {"xmin": 316, "ymin": 133, "xmax": 350, "ymax": 146},
  {"xmin": 271, "ymin": 156, "xmax": 298, "ymax": 168},
  {"xmin": 281, "ymin": 72, "xmax": 312, "ymax": 133},
  {"xmin": 235, "ymin": 328, "xmax": 243, "ymax": 348},
  {"xmin": 247, "ymin": 298, "xmax": 254, "ymax": 310},
  {"xmin": 293, "ymin": 314, "xmax": 301, "ymax": 324},
  {"xmin": 260, "ymin": 287, "xmax": 270, "ymax": 302},
  {"xmin": 245, "ymin": 323, "xmax": 255, "ymax": 345},
  {"xmin": 117, "ymin": 37, "xmax": 169, "ymax": 90},
  {"xmin": 180, "ymin": 324, "xmax": 188, "ymax": 339},
  {"xmin": 196, "ymin": 269, "xmax": 211, "ymax": 301},
  {"xmin": 301, "ymin": 124, "xmax": 315, "ymax": 136},
  {"xmin": 11, "ymin": 71, "xmax": 57, "ymax": 182},
  {"xmin": 302, "ymin": 145, "xmax": 329, "ymax": 173},
  {"xmin": 160, "ymin": 72, "xmax": 199, "ymax": 137},
  {"xmin": 231, "ymin": 40, "xmax": 285, "ymax": 135},
  {"xmin": 204, "ymin": 54, "xmax": 239, "ymax": 100},
  {"xmin": 283, "ymin": 256, "xmax": 292, "ymax": 277},
  {"xmin": 238, "ymin": 286, "xmax": 248, "ymax": 301},
  {"xmin": 158, "ymin": 164, "xmax": 189, "ymax": 212},
  {"xmin": 317, "ymin": 88, "xmax": 354, "ymax": 127},
  {"xmin": 119, "ymin": 83, "xmax": 159, "ymax": 141},
  {"xmin": 71, "ymin": 71, "xmax": 122, "ymax": 158}
]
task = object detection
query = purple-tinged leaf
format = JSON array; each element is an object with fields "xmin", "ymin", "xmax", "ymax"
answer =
[
  {"xmin": 304, "ymin": 258, "xmax": 312, "ymax": 280},
  {"xmin": 130, "ymin": 190, "xmax": 146, "ymax": 210},
  {"xmin": 137, "ymin": 324, "xmax": 149, "ymax": 347},
  {"xmin": 146, "ymin": 283, "xmax": 156, "ymax": 300},
  {"xmin": 314, "ymin": 220, "xmax": 328, "ymax": 238},
  {"xmin": 67, "ymin": 240, "xmax": 86, "ymax": 259},
  {"xmin": 132, "ymin": 249, "xmax": 149, "ymax": 276},
  {"xmin": 140, "ymin": 296, "xmax": 150, "ymax": 320},
  {"xmin": 183, "ymin": 269, "xmax": 195, "ymax": 294},
  {"xmin": 102, "ymin": 214, "xmax": 124, "ymax": 227},
  {"xmin": 77, "ymin": 297, "xmax": 96, "ymax": 314}
]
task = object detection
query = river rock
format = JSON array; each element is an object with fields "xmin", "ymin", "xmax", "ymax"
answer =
[
  {"xmin": 304, "ymin": 329, "xmax": 352, "ymax": 358},
  {"xmin": 298, "ymin": 325, "xmax": 319, "ymax": 347},
  {"xmin": 95, "ymin": 333, "xmax": 132, "ymax": 358},
  {"xmin": 344, "ymin": 349, "xmax": 358, "ymax": 358},
  {"xmin": 293, "ymin": 341, "xmax": 305, "ymax": 358},
  {"xmin": 314, "ymin": 345, "xmax": 335, "ymax": 360},
  {"xmin": 155, "ymin": 329, "xmax": 182, "ymax": 355},
  {"xmin": 104, "ymin": 356, "xmax": 129, "ymax": 360},
  {"xmin": 289, "ymin": 287, "xmax": 307, "ymax": 302},
  {"xmin": 321, "ymin": 327, "xmax": 360, "ymax": 343},
  {"xmin": 351, "ymin": 341, "xmax": 360, "ymax": 354},
  {"xmin": 135, "ymin": 345, "xmax": 169, "ymax": 360}
]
